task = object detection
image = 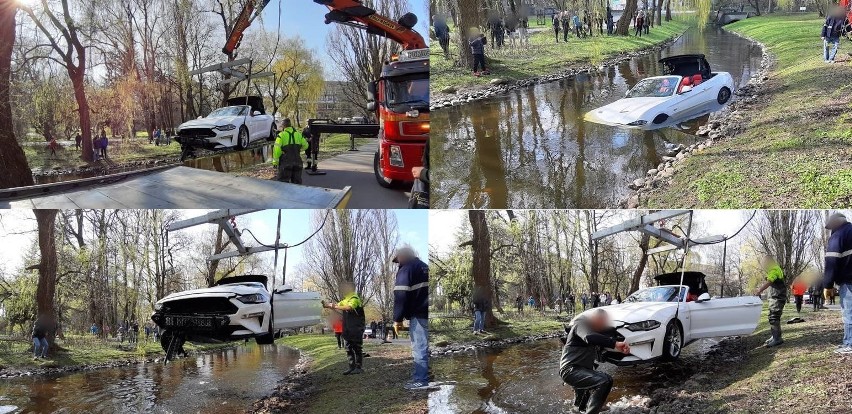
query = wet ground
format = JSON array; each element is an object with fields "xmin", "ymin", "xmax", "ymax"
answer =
[
  {"xmin": 431, "ymin": 26, "xmax": 762, "ymax": 208},
  {"xmin": 0, "ymin": 344, "xmax": 299, "ymax": 413},
  {"xmin": 429, "ymin": 337, "xmax": 719, "ymax": 413}
]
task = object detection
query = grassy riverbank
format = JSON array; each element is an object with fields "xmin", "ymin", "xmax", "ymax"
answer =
[
  {"xmin": 24, "ymin": 138, "xmax": 180, "ymax": 174},
  {"xmin": 262, "ymin": 333, "xmax": 426, "ymax": 414},
  {"xmin": 430, "ymin": 19, "xmax": 691, "ymax": 93},
  {"xmin": 643, "ymin": 14, "xmax": 852, "ymax": 208},
  {"xmin": 654, "ymin": 303, "xmax": 850, "ymax": 412},
  {"xmin": 429, "ymin": 312, "xmax": 566, "ymax": 346}
]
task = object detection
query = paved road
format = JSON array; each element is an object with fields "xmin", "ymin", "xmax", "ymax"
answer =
[{"xmin": 304, "ymin": 141, "xmax": 411, "ymax": 209}]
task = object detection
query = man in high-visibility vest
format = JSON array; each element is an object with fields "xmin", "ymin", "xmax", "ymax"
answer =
[
  {"xmin": 272, "ymin": 118, "xmax": 308, "ymax": 184},
  {"xmin": 323, "ymin": 281, "xmax": 366, "ymax": 375},
  {"xmin": 754, "ymin": 256, "xmax": 787, "ymax": 347}
]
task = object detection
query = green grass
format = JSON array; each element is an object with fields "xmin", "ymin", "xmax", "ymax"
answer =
[
  {"xmin": 429, "ymin": 311, "xmax": 567, "ymax": 346},
  {"xmin": 25, "ymin": 137, "xmax": 180, "ymax": 174},
  {"xmin": 0, "ymin": 334, "xmax": 233, "ymax": 370},
  {"xmin": 643, "ymin": 13, "xmax": 852, "ymax": 208},
  {"xmin": 277, "ymin": 333, "xmax": 425, "ymax": 413},
  {"xmin": 431, "ymin": 19, "xmax": 691, "ymax": 92}
]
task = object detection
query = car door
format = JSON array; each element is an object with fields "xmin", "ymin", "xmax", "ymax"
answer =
[
  {"xmin": 686, "ymin": 295, "xmax": 762, "ymax": 339},
  {"xmin": 270, "ymin": 289, "xmax": 323, "ymax": 330},
  {"xmin": 670, "ymin": 80, "xmax": 710, "ymax": 119}
]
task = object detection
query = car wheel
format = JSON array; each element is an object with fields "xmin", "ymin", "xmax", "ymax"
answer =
[
  {"xmin": 662, "ymin": 320, "xmax": 683, "ymax": 360},
  {"xmin": 267, "ymin": 124, "xmax": 276, "ymax": 142},
  {"xmin": 652, "ymin": 113, "xmax": 669, "ymax": 125},
  {"xmin": 373, "ymin": 151, "xmax": 395, "ymax": 188},
  {"xmin": 717, "ymin": 87, "xmax": 732, "ymax": 105},
  {"xmin": 236, "ymin": 126, "xmax": 249, "ymax": 150}
]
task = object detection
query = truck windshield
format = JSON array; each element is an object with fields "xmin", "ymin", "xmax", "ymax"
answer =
[{"xmin": 386, "ymin": 77, "xmax": 429, "ymax": 108}]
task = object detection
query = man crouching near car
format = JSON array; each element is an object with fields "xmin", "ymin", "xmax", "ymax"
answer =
[{"xmin": 560, "ymin": 308, "xmax": 630, "ymax": 414}]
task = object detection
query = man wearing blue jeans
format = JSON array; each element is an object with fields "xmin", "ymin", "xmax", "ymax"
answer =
[
  {"xmin": 472, "ymin": 287, "xmax": 488, "ymax": 334},
  {"xmin": 393, "ymin": 247, "xmax": 430, "ymax": 390},
  {"xmin": 821, "ymin": 7, "xmax": 845, "ymax": 63},
  {"xmin": 31, "ymin": 316, "xmax": 50, "ymax": 359},
  {"xmin": 824, "ymin": 212, "xmax": 852, "ymax": 354}
]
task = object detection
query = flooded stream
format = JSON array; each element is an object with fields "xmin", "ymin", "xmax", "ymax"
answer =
[
  {"xmin": 431, "ymin": 26, "xmax": 762, "ymax": 208},
  {"xmin": 429, "ymin": 337, "xmax": 717, "ymax": 413},
  {"xmin": 0, "ymin": 344, "xmax": 298, "ymax": 413}
]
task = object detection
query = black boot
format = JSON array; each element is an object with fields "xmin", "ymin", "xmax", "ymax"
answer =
[{"xmin": 765, "ymin": 323, "xmax": 784, "ymax": 347}]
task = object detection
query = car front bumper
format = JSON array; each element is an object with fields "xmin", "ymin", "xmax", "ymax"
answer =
[
  {"xmin": 175, "ymin": 129, "xmax": 237, "ymax": 150},
  {"xmin": 151, "ymin": 296, "xmax": 270, "ymax": 341}
]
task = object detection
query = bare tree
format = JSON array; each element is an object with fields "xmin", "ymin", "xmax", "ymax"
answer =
[
  {"xmin": 0, "ymin": 0, "xmax": 35, "ymax": 188},
  {"xmin": 751, "ymin": 210, "xmax": 817, "ymax": 287}
]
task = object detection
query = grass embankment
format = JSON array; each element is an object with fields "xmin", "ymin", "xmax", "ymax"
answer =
[
  {"xmin": 24, "ymin": 137, "xmax": 180, "ymax": 174},
  {"xmin": 231, "ymin": 134, "xmax": 373, "ymax": 180},
  {"xmin": 655, "ymin": 303, "xmax": 851, "ymax": 412},
  {"xmin": 643, "ymin": 14, "xmax": 852, "ymax": 208},
  {"xmin": 429, "ymin": 311, "xmax": 567, "ymax": 346},
  {"xmin": 265, "ymin": 333, "xmax": 426, "ymax": 414},
  {"xmin": 430, "ymin": 19, "xmax": 691, "ymax": 93},
  {"xmin": 0, "ymin": 334, "xmax": 232, "ymax": 372}
]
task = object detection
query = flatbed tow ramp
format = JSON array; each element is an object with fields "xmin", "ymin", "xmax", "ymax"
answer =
[{"xmin": 0, "ymin": 165, "xmax": 351, "ymax": 209}]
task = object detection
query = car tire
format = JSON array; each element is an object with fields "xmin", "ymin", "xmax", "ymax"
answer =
[
  {"xmin": 652, "ymin": 113, "xmax": 669, "ymax": 125},
  {"xmin": 373, "ymin": 151, "xmax": 395, "ymax": 189},
  {"xmin": 662, "ymin": 320, "xmax": 683, "ymax": 361},
  {"xmin": 267, "ymin": 124, "xmax": 276, "ymax": 142},
  {"xmin": 717, "ymin": 87, "xmax": 732, "ymax": 105},
  {"xmin": 236, "ymin": 126, "xmax": 249, "ymax": 150}
]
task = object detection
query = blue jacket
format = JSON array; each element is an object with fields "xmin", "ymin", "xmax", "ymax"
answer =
[
  {"xmin": 469, "ymin": 35, "xmax": 486, "ymax": 55},
  {"xmin": 434, "ymin": 21, "xmax": 449, "ymax": 39},
  {"xmin": 825, "ymin": 222, "xmax": 852, "ymax": 287},
  {"xmin": 393, "ymin": 258, "xmax": 429, "ymax": 322},
  {"xmin": 822, "ymin": 16, "xmax": 844, "ymax": 39}
]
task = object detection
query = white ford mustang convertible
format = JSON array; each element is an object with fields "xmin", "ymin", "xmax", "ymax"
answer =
[
  {"xmin": 585, "ymin": 54, "xmax": 735, "ymax": 130},
  {"xmin": 571, "ymin": 272, "xmax": 762, "ymax": 365},
  {"xmin": 151, "ymin": 275, "xmax": 321, "ymax": 358},
  {"xmin": 176, "ymin": 96, "xmax": 276, "ymax": 150}
]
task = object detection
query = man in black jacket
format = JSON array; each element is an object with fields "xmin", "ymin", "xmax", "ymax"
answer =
[
  {"xmin": 822, "ymin": 6, "xmax": 846, "ymax": 63},
  {"xmin": 392, "ymin": 247, "xmax": 430, "ymax": 390},
  {"xmin": 561, "ymin": 309, "xmax": 630, "ymax": 413},
  {"xmin": 825, "ymin": 212, "xmax": 852, "ymax": 354}
]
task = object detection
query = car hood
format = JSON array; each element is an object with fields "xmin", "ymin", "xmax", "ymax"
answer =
[
  {"xmin": 157, "ymin": 284, "xmax": 264, "ymax": 303},
  {"xmin": 584, "ymin": 97, "xmax": 668, "ymax": 126},
  {"xmin": 575, "ymin": 302, "xmax": 678, "ymax": 325},
  {"xmin": 179, "ymin": 116, "xmax": 241, "ymax": 129}
]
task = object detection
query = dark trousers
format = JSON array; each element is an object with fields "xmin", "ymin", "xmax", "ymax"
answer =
[
  {"xmin": 554, "ymin": 28, "xmax": 559, "ymax": 42},
  {"xmin": 564, "ymin": 27, "xmax": 570, "ymax": 41},
  {"xmin": 562, "ymin": 367, "xmax": 613, "ymax": 414},
  {"xmin": 335, "ymin": 332, "xmax": 343, "ymax": 348},
  {"xmin": 473, "ymin": 54, "xmax": 486, "ymax": 72},
  {"xmin": 439, "ymin": 36, "xmax": 449, "ymax": 56},
  {"xmin": 794, "ymin": 295, "xmax": 803, "ymax": 313},
  {"xmin": 277, "ymin": 163, "xmax": 303, "ymax": 184},
  {"xmin": 345, "ymin": 336, "xmax": 363, "ymax": 368}
]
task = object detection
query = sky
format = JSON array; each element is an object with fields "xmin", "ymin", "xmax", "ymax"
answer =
[
  {"xmin": 260, "ymin": 0, "xmax": 430, "ymax": 75},
  {"xmin": 0, "ymin": 209, "xmax": 429, "ymax": 290}
]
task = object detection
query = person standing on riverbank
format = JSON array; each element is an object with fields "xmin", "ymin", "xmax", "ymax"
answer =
[
  {"xmin": 31, "ymin": 316, "xmax": 50, "ymax": 359},
  {"xmin": 332, "ymin": 315, "xmax": 344, "ymax": 349},
  {"xmin": 322, "ymin": 281, "xmax": 365, "ymax": 375},
  {"xmin": 634, "ymin": 11, "xmax": 644, "ymax": 37},
  {"xmin": 472, "ymin": 286, "xmax": 488, "ymax": 335},
  {"xmin": 821, "ymin": 6, "xmax": 845, "ymax": 64},
  {"xmin": 754, "ymin": 256, "xmax": 786, "ymax": 347},
  {"xmin": 433, "ymin": 15, "xmax": 451, "ymax": 59},
  {"xmin": 392, "ymin": 247, "xmax": 430, "ymax": 390},
  {"xmin": 561, "ymin": 309, "xmax": 631, "ymax": 414},
  {"xmin": 553, "ymin": 12, "xmax": 561, "ymax": 43},
  {"xmin": 823, "ymin": 212, "xmax": 852, "ymax": 354},
  {"xmin": 791, "ymin": 277, "xmax": 807, "ymax": 313},
  {"xmin": 469, "ymin": 29, "xmax": 488, "ymax": 76}
]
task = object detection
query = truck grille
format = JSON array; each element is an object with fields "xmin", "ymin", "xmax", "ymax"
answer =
[
  {"xmin": 161, "ymin": 297, "xmax": 238, "ymax": 315},
  {"xmin": 178, "ymin": 128, "xmax": 216, "ymax": 138}
]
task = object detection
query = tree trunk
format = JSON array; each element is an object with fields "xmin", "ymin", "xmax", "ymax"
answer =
[
  {"xmin": 665, "ymin": 0, "xmax": 671, "ymax": 21},
  {"xmin": 456, "ymin": 0, "xmax": 479, "ymax": 69},
  {"xmin": 655, "ymin": 0, "xmax": 662, "ymax": 25},
  {"xmin": 469, "ymin": 210, "xmax": 498, "ymax": 327},
  {"xmin": 34, "ymin": 209, "xmax": 59, "ymax": 346},
  {"xmin": 616, "ymin": 0, "xmax": 637, "ymax": 35},
  {"xmin": 70, "ymin": 68, "xmax": 94, "ymax": 162},
  {"xmin": 0, "ymin": 2, "xmax": 34, "ymax": 189},
  {"xmin": 629, "ymin": 233, "xmax": 651, "ymax": 294}
]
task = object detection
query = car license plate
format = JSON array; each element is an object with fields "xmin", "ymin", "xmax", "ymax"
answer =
[{"xmin": 165, "ymin": 316, "xmax": 214, "ymax": 328}]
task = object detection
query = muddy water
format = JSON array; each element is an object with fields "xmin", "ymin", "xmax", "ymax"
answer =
[
  {"xmin": 33, "ymin": 144, "xmax": 273, "ymax": 185},
  {"xmin": 431, "ymin": 26, "xmax": 762, "ymax": 208},
  {"xmin": 429, "ymin": 337, "xmax": 717, "ymax": 413},
  {"xmin": 0, "ymin": 344, "xmax": 298, "ymax": 413}
]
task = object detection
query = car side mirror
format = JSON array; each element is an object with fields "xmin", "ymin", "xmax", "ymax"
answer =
[
  {"xmin": 252, "ymin": 110, "xmax": 261, "ymax": 116},
  {"xmin": 696, "ymin": 293, "xmax": 711, "ymax": 302},
  {"xmin": 680, "ymin": 85, "xmax": 693, "ymax": 94}
]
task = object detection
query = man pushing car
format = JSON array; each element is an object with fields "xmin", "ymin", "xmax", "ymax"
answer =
[
  {"xmin": 322, "ymin": 281, "xmax": 366, "ymax": 375},
  {"xmin": 560, "ymin": 308, "xmax": 630, "ymax": 414}
]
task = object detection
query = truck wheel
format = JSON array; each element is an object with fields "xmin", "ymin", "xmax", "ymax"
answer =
[
  {"xmin": 662, "ymin": 320, "xmax": 683, "ymax": 360},
  {"xmin": 236, "ymin": 126, "xmax": 249, "ymax": 150},
  {"xmin": 717, "ymin": 87, "xmax": 732, "ymax": 104},
  {"xmin": 373, "ymin": 151, "xmax": 395, "ymax": 188}
]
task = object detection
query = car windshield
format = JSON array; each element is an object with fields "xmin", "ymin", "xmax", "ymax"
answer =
[
  {"xmin": 624, "ymin": 286, "xmax": 685, "ymax": 303},
  {"xmin": 626, "ymin": 76, "xmax": 680, "ymax": 98},
  {"xmin": 208, "ymin": 106, "xmax": 247, "ymax": 118},
  {"xmin": 387, "ymin": 77, "xmax": 429, "ymax": 107}
]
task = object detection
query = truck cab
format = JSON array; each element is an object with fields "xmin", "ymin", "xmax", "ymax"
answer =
[{"xmin": 368, "ymin": 48, "xmax": 429, "ymax": 188}]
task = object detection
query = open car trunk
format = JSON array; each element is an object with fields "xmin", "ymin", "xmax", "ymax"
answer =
[
  {"xmin": 654, "ymin": 271, "xmax": 710, "ymax": 296},
  {"xmin": 225, "ymin": 95, "xmax": 266, "ymax": 115},
  {"xmin": 659, "ymin": 54, "xmax": 712, "ymax": 79}
]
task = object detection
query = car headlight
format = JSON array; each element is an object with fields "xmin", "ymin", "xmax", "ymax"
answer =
[
  {"xmin": 626, "ymin": 120, "xmax": 648, "ymax": 126},
  {"xmin": 624, "ymin": 320, "xmax": 661, "ymax": 332},
  {"xmin": 214, "ymin": 124, "xmax": 236, "ymax": 131},
  {"xmin": 236, "ymin": 293, "xmax": 268, "ymax": 304},
  {"xmin": 389, "ymin": 145, "xmax": 403, "ymax": 167}
]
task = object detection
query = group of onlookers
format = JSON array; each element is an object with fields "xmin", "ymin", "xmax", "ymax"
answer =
[{"xmin": 551, "ymin": 8, "xmax": 615, "ymax": 42}]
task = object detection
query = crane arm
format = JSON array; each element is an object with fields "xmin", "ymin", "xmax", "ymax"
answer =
[{"xmin": 223, "ymin": 0, "xmax": 426, "ymax": 56}]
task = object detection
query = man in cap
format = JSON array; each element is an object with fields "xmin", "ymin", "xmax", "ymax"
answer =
[
  {"xmin": 392, "ymin": 247, "xmax": 430, "ymax": 390},
  {"xmin": 824, "ymin": 212, "xmax": 852, "ymax": 354}
]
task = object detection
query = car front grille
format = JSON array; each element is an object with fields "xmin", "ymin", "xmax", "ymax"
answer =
[
  {"xmin": 161, "ymin": 297, "xmax": 238, "ymax": 315},
  {"xmin": 178, "ymin": 128, "xmax": 216, "ymax": 138}
]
